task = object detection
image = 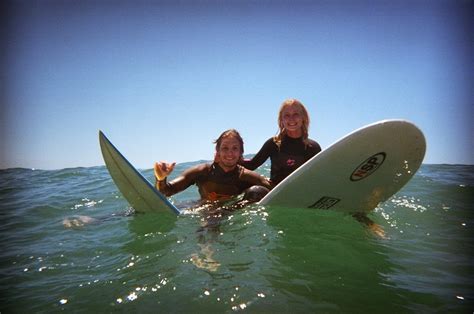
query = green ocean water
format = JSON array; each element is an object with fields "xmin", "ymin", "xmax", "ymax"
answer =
[{"xmin": 0, "ymin": 163, "xmax": 472, "ymax": 313}]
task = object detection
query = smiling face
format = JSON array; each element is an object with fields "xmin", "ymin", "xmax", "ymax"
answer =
[
  {"xmin": 280, "ymin": 104, "xmax": 305, "ymax": 137},
  {"xmin": 215, "ymin": 136, "xmax": 242, "ymax": 171},
  {"xmin": 214, "ymin": 129, "xmax": 244, "ymax": 172}
]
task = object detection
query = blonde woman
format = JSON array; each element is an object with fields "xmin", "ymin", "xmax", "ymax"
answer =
[{"xmin": 241, "ymin": 99, "xmax": 321, "ymax": 186}]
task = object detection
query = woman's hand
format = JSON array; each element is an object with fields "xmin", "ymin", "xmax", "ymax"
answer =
[{"xmin": 154, "ymin": 161, "xmax": 176, "ymax": 181}]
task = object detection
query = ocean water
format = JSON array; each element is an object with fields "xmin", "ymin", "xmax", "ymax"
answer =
[{"xmin": 0, "ymin": 163, "xmax": 472, "ymax": 313}]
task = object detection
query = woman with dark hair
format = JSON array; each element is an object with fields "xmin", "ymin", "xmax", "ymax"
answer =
[{"xmin": 154, "ymin": 129, "xmax": 271, "ymax": 203}]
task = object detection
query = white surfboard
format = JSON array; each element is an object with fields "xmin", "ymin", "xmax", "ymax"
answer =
[
  {"xmin": 99, "ymin": 131, "xmax": 180, "ymax": 215},
  {"xmin": 258, "ymin": 120, "xmax": 426, "ymax": 213}
]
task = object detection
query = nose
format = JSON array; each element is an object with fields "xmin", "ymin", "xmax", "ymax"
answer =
[{"xmin": 223, "ymin": 150, "xmax": 236, "ymax": 158}]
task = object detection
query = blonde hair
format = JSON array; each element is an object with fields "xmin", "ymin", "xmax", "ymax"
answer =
[{"xmin": 274, "ymin": 99, "xmax": 310, "ymax": 147}]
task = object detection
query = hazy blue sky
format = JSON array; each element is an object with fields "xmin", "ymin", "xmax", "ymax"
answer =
[{"xmin": 2, "ymin": 0, "xmax": 472, "ymax": 169}]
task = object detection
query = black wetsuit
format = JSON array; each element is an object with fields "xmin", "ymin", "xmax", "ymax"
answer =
[
  {"xmin": 241, "ymin": 136, "xmax": 321, "ymax": 186},
  {"xmin": 157, "ymin": 163, "xmax": 271, "ymax": 201}
]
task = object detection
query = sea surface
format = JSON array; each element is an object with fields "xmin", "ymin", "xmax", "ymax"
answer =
[{"xmin": 0, "ymin": 163, "xmax": 472, "ymax": 313}]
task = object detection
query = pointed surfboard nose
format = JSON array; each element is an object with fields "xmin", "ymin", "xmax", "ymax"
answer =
[{"xmin": 99, "ymin": 130, "xmax": 181, "ymax": 215}]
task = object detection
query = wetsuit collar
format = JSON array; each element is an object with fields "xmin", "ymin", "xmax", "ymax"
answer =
[
  {"xmin": 212, "ymin": 162, "xmax": 239, "ymax": 174},
  {"xmin": 283, "ymin": 134, "xmax": 303, "ymax": 141}
]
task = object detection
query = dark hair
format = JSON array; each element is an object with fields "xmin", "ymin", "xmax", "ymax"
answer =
[{"xmin": 214, "ymin": 129, "xmax": 244, "ymax": 154}]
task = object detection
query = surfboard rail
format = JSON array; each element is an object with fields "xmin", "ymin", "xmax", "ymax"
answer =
[{"xmin": 99, "ymin": 131, "xmax": 180, "ymax": 215}]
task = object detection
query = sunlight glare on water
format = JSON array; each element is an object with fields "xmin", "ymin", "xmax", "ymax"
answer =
[{"xmin": 0, "ymin": 164, "xmax": 472, "ymax": 312}]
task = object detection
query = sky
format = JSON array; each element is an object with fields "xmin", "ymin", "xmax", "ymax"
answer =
[{"xmin": 1, "ymin": 0, "xmax": 472, "ymax": 170}]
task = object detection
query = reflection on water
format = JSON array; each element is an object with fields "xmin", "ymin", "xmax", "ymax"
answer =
[{"xmin": 0, "ymin": 165, "xmax": 473, "ymax": 312}]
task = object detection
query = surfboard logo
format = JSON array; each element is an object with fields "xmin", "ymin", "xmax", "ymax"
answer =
[
  {"xmin": 350, "ymin": 152, "xmax": 386, "ymax": 181},
  {"xmin": 286, "ymin": 158, "xmax": 296, "ymax": 167},
  {"xmin": 309, "ymin": 196, "xmax": 341, "ymax": 209}
]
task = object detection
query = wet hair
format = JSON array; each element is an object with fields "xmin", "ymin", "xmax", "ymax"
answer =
[
  {"xmin": 274, "ymin": 98, "xmax": 310, "ymax": 147},
  {"xmin": 214, "ymin": 129, "xmax": 244, "ymax": 154}
]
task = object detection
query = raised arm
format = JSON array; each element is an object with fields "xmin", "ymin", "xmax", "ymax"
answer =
[
  {"xmin": 240, "ymin": 138, "xmax": 275, "ymax": 171},
  {"xmin": 154, "ymin": 162, "xmax": 207, "ymax": 197}
]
